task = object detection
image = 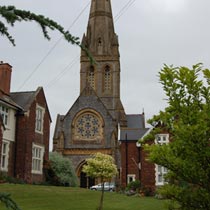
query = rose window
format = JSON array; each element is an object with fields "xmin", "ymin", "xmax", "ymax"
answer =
[{"xmin": 74, "ymin": 113, "xmax": 102, "ymax": 140}]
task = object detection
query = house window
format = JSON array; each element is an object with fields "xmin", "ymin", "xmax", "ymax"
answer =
[
  {"xmin": 155, "ymin": 134, "xmax": 169, "ymax": 145},
  {"xmin": 0, "ymin": 105, "xmax": 9, "ymax": 126},
  {"xmin": 1, "ymin": 141, "xmax": 9, "ymax": 171},
  {"xmin": 35, "ymin": 105, "xmax": 45, "ymax": 133},
  {"xmin": 32, "ymin": 144, "xmax": 44, "ymax": 174},
  {"xmin": 104, "ymin": 65, "xmax": 111, "ymax": 91},
  {"xmin": 127, "ymin": 174, "xmax": 136, "ymax": 184},
  {"xmin": 156, "ymin": 165, "xmax": 168, "ymax": 186},
  {"xmin": 88, "ymin": 66, "xmax": 95, "ymax": 89},
  {"xmin": 155, "ymin": 134, "xmax": 169, "ymax": 185}
]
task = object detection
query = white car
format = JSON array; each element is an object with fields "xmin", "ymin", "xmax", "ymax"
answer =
[{"xmin": 90, "ymin": 182, "xmax": 115, "ymax": 191}]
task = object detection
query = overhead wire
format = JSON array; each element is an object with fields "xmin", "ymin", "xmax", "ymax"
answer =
[
  {"xmin": 45, "ymin": 54, "xmax": 80, "ymax": 89},
  {"xmin": 114, "ymin": 0, "xmax": 136, "ymax": 22},
  {"xmin": 44, "ymin": 0, "xmax": 137, "ymax": 89},
  {"xmin": 18, "ymin": 0, "xmax": 136, "ymax": 90},
  {"xmin": 17, "ymin": 1, "xmax": 91, "ymax": 91}
]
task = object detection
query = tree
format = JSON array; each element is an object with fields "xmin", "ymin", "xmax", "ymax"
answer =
[
  {"xmin": 0, "ymin": 5, "xmax": 93, "ymax": 63},
  {"xmin": 0, "ymin": 5, "xmax": 80, "ymax": 46},
  {"xmin": 0, "ymin": 193, "xmax": 21, "ymax": 210},
  {"xmin": 141, "ymin": 63, "xmax": 210, "ymax": 210},
  {"xmin": 47, "ymin": 152, "xmax": 78, "ymax": 186},
  {"xmin": 82, "ymin": 152, "xmax": 118, "ymax": 210}
]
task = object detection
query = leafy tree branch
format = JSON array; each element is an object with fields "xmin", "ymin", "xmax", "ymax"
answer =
[{"xmin": 0, "ymin": 5, "xmax": 94, "ymax": 63}]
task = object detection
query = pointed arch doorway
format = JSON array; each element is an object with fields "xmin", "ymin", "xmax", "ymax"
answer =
[{"xmin": 77, "ymin": 161, "xmax": 95, "ymax": 188}]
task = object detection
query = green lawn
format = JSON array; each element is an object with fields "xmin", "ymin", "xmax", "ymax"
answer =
[{"xmin": 0, "ymin": 184, "xmax": 169, "ymax": 210}]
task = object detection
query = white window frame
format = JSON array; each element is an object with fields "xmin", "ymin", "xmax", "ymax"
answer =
[
  {"xmin": 0, "ymin": 105, "xmax": 9, "ymax": 127},
  {"xmin": 155, "ymin": 165, "xmax": 168, "ymax": 186},
  {"xmin": 1, "ymin": 140, "xmax": 10, "ymax": 171},
  {"xmin": 155, "ymin": 133, "xmax": 169, "ymax": 145},
  {"xmin": 35, "ymin": 105, "xmax": 45, "ymax": 134},
  {"xmin": 155, "ymin": 134, "xmax": 169, "ymax": 186},
  {"xmin": 32, "ymin": 143, "xmax": 44, "ymax": 174},
  {"xmin": 127, "ymin": 174, "xmax": 136, "ymax": 184}
]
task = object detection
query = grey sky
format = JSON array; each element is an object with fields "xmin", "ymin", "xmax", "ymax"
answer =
[{"xmin": 1, "ymin": 0, "xmax": 210, "ymax": 148}]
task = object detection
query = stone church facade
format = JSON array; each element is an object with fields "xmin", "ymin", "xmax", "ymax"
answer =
[{"xmin": 53, "ymin": 0, "xmax": 149, "ymax": 188}]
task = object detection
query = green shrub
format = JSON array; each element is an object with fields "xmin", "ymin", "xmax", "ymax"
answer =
[
  {"xmin": 46, "ymin": 152, "xmax": 78, "ymax": 187},
  {"xmin": 126, "ymin": 180, "xmax": 141, "ymax": 192}
]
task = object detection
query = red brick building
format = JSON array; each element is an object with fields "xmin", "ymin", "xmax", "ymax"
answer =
[
  {"xmin": 0, "ymin": 61, "xmax": 51, "ymax": 183},
  {"xmin": 120, "ymin": 119, "xmax": 170, "ymax": 193},
  {"xmin": 119, "ymin": 115, "xmax": 154, "ymax": 190}
]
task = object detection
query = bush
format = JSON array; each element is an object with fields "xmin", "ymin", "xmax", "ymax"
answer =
[
  {"xmin": 0, "ymin": 172, "xmax": 25, "ymax": 184},
  {"xmin": 45, "ymin": 152, "xmax": 78, "ymax": 187},
  {"xmin": 126, "ymin": 180, "xmax": 141, "ymax": 192}
]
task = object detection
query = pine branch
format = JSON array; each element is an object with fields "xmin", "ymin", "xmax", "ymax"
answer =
[
  {"xmin": 0, "ymin": 20, "xmax": 15, "ymax": 45},
  {"xmin": 0, "ymin": 192, "xmax": 21, "ymax": 210},
  {"xmin": 0, "ymin": 5, "xmax": 80, "ymax": 46},
  {"xmin": 0, "ymin": 5, "xmax": 94, "ymax": 63}
]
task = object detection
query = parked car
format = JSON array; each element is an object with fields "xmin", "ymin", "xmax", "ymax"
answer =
[{"xmin": 90, "ymin": 182, "xmax": 115, "ymax": 191}]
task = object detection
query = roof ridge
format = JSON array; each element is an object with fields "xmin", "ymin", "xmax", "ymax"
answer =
[{"xmin": 10, "ymin": 90, "xmax": 36, "ymax": 94}]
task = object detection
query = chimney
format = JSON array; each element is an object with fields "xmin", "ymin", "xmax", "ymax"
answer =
[{"xmin": 0, "ymin": 61, "xmax": 12, "ymax": 95}]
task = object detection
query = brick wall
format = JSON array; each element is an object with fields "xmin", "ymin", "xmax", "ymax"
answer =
[
  {"xmin": 15, "ymin": 88, "xmax": 50, "ymax": 183},
  {"xmin": 120, "ymin": 140, "xmax": 141, "ymax": 188},
  {"xmin": 0, "ymin": 62, "xmax": 12, "ymax": 95},
  {"xmin": 0, "ymin": 119, "xmax": 3, "ymax": 167},
  {"xmin": 120, "ymin": 140, "xmax": 156, "ymax": 193},
  {"xmin": 140, "ymin": 149, "xmax": 156, "ymax": 193}
]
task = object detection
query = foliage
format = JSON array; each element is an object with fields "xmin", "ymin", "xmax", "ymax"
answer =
[
  {"xmin": 126, "ymin": 180, "xmax": 141, "ymax": 192},
  {"xmin": 0, "ymin": 184, "xmax": 168, "ymax": 210},
  {"xmin": 0, "ymin": 172, "xmax": 25, "ymax": 184},
  {"xmin": 47, "ymin": 152, "xmax": 78, "ymax": 187},
  {"xmin": 142, "ymin": 63, "xmax": 210, "ymax": 210},
  {"xmin": 82, "ymin": 152, "xmax": 118, "ymax": 210},
  {"xmin": 0, "ymin": 5, "xmax": 79, "ymax": 46},
  {"xmin": 0, "ymin": 5, "xmax": 94, "ymax": 63},
  {"xmin": 82, "ymin": 152, "xmax": 118, "ymax": 180},
  {"xmin": 0, "ymin": 193, "xmax": 21, "ymax": 210}
]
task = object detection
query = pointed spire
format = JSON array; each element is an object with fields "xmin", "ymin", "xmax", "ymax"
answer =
[
  {"xmin": 90, "ymin": 0, "xmax": 113, "ymax": 18},
  {"xmin": 85, "ymin": 0, "xmax": 117, "ymax": 55}
]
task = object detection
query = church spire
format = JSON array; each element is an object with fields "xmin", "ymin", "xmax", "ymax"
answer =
[
  {"xmin": 90, "ymin": 0, "xmax": 112, "ymax": 17},
  {"xmin": 80, "ymin": 0, "xmax": 126, "ymax": 125},
  {"xmin": 82, "ymin": 0, "xmax": 118, "ymax": 55}
]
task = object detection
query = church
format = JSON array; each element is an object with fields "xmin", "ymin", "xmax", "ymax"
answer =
[{"xmin": 53, "ymin": 0, "xmax": 152, "ymax": 189}]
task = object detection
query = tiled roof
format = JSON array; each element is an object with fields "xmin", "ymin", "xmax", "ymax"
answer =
[
  {"xmin": 0, "ymin": 91, "xmax": 22, "ymax": 110},
  {"xmin": 53, "ymin": 114, "xmax": 64, "ymax": 139},
  {"xmin": 120, "ymin": 114, "xmax": 149, "ymax": 141},
  {"xmin": 10, "ymin": 91, "xmax": 36, "ymax": 111},
  {"xmin": 126, "ymin": 114, "xmax": 145, "ymax": 129},
  {"xmin": 120, "ymin": 128, "xmax": 149, "ymax": 141},
  {"xmin": 10, "ymin": 87, "xmax": 52, "ymax": 122}
]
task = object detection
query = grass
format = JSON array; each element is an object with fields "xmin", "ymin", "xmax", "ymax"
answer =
[{"xmin": 0, "ymin": 184, "xmax": 169, "ymax": 210}]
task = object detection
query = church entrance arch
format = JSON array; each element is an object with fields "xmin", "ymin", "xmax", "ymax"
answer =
[{"xmin": 77, "ymin": 160, "xmax": 95, "ymax": 188}]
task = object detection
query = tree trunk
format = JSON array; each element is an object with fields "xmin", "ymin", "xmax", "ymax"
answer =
[{"xmin": 98, "ymin": 181, "xmax": 104, "ymax": 210}]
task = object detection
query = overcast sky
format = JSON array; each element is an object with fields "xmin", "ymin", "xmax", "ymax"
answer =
[{"xmin": 1, "ymin": 0, "xmax": 210, "ymax": 148}]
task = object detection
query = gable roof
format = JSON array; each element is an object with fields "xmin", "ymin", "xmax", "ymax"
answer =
[
  {"xmin": 53, "ymin": 114, "xmax": 64, "ymax": 139},
  {"xmin": 0, "ymin": 89, "xmax": 22, "ymax": 110},
  {"xmin": 120, "ymin": 128, "xmax": 149, "ymax": 141},
  {"xmin": 10, "ymin": 90, "xmax": 35, "ymax": 111},
  {"xmin": 10, "ymin": 87, "xmax": 52, "ymax": 122},
  {"xmin": 64, "ymin": 84, "xmax": 114, "ymax": 121},
  {"xmin": 120, "ymin": 114, "xmax": 149, "ymax": 141},
  {"xmin": 126, "ymin": 114, "xmax": 145, "ymax": 129}
]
